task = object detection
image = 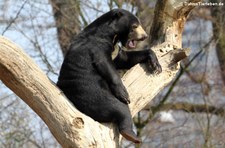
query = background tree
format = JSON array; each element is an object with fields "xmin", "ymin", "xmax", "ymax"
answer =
[
  {"xmin": 50, "ymin": 0, "xmax": 81, "ymax": 56},
  {"xmin": 211, "ymin": 0, "xmax": 225, "ymax": 84}
]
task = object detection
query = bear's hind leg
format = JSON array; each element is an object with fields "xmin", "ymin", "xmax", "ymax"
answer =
[{"xmin": 115, "ymin": 105, "xmax": 141, "ymax": 143}]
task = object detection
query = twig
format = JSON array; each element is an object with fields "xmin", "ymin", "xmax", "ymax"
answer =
[{"xmin": 1, "ymin": 0, "xmax": 28, "ymax": 35}]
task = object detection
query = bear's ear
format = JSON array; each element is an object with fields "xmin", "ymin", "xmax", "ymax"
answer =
[
  {"xmin": 108, "ymin": 9, "xmax": 124, "ymax": 30},
  {"xmin": 112, "ymin": 9, "xmax": 123, "ymax": 19}
]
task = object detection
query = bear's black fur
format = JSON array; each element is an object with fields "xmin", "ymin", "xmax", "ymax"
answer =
[{"xmin": 57, "ymin": 9, "xmax": 161, "ymax": 143}]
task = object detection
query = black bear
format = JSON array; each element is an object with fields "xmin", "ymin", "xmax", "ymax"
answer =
[{"xmin": 57, "ymin": 9, "xmax": 162, "ymax": 143}]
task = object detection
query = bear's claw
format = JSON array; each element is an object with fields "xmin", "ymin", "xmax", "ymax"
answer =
[{"xmin": 120, "ymin": 130, "xmax": 141, "ymax": 143}]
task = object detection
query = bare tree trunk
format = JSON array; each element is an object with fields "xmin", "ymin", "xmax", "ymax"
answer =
[
  {"xmin": 50, "ymin": 0, "xmax": 81, "ymax": 56},
  {"xmin": 211, "ymin": 0, "xmax": 225, "ymax": 85},
  {"xmin": 0, "ymin": 0, "xmax": 200, "ymax": 147}
]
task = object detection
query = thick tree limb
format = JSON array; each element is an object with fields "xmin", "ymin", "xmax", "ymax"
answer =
[
  {"xmin": 0, "ymin": 0, "xmax": 200, "ymax": 147},
  {"xmin": 0, "ymin": 36, "xmax": 119, "ymax": 148}
]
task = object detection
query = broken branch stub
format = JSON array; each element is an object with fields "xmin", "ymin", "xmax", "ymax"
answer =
[{"xmin": 160, "ymin": 48, "xmax": 191, "ymax": 68}]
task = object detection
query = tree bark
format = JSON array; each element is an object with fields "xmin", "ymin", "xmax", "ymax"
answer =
[{"xmin": 0, "ymin": 0, "xmax": 200, "ymax": 147}]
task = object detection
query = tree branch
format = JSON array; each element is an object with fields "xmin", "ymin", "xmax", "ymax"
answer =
[
  {"xmin": 150, "ymin": 103, "xmax": 225, "ymax": 117},
  {"xmin": 0, "ymin": 36, "xmax": 119, "ymax": 147}
]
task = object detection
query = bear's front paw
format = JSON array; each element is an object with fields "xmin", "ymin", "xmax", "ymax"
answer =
[
  {"xmin": 148, "ymin": 59, "xmax": 162, "ymax": 74},
  {"xmin": 110, "ymin": 84, "xmax": 130, "ymax": 104},
  {"xmin": 147, "ymin": 52, "xmax": 162, "ymax": 74}
]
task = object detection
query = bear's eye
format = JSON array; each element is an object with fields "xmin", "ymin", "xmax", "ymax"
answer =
[{"xmin": 132, "ymin": 24, "xmax": 138, "ymax": 29}]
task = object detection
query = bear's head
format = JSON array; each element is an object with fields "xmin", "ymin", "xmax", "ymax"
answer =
[{"xmin": 110, "ymin": 9, "xmax": 148, "ymax": 49}]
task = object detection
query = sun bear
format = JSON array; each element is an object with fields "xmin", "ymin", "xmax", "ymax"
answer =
[{"xmin": 57, "ymin": 9, "xmax": 162, "ymax": 143}]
